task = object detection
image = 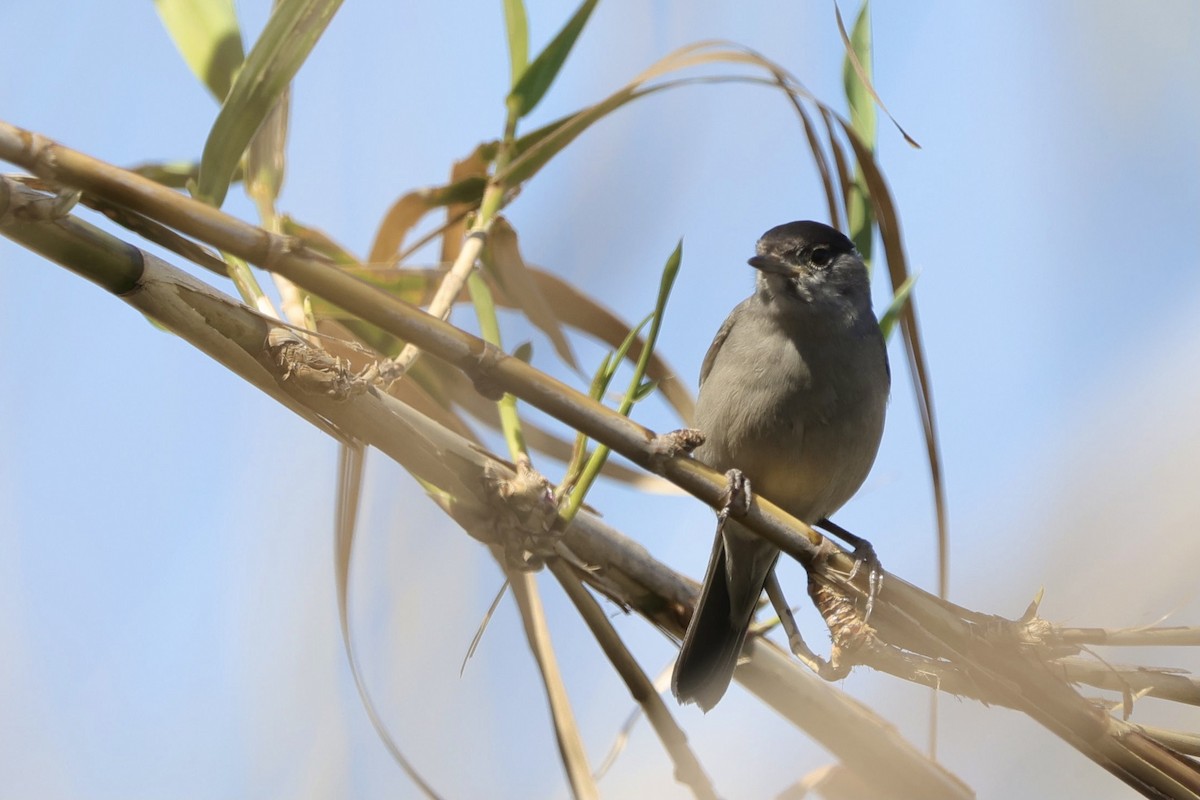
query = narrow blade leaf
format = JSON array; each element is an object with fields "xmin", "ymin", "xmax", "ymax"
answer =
[
  {"xmin": 878, "ymin": 272, "xmax": 917, "ymax": 341},
  {"xmin": 835, "ymin": 2, "xmax": 919, "ymax": 148},
  {"xmin": 503, "ymin": 0, "xmax": 529, "ymax": 87},
  {"xmin": 195, "ymin": 0, "xmax": 343, "ymax": 206},
  {"xmin": 506, "ymin": 0, "xmax": 599, "ymax": 120},
  {"xmin": 154, "ymin": 0, "xmax": 245, "ymax": 100},
  {"xmin": 841, "ymin": 1, "xmax": 876, "ymax": 261}
]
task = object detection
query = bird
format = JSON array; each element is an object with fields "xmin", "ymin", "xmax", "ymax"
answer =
[{"xmin": 671, "ymin": 220, "xmax": 890, "ymax": 711}]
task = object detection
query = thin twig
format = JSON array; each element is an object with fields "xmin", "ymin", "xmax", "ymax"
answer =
[
  {"xmin": 550, "ymin": 560, "xmax": 719, "ymax": 800},
  {"xmin": 387, "ymin": 228, "xmax": 488, "ymax": 378},
  {"xmin": 507, "ymin": 570, "xmax": 599, "ymax": 800}
]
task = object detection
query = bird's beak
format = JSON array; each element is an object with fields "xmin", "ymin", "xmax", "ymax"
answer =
[{"xmin": 747, "ymin": 253, "xmax": 794, "ymax": 276}]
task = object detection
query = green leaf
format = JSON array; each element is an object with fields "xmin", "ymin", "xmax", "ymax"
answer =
[
  {"xmin": 843, "ymin": 2, "xmax": 877, "ymax": 156},
  {"xmin": 506, "ymin": 0, "xmax": 599, "ymax": 120},
  {"xmin": 589, "ymin": 354, "xmax": 613, "ymax": 400},
  {"xmin": 631, "ymin": 239, "xmax": 683, "ymax": 417},
  {"xmin": 606, "ymin": 313, "xmax": 654, "ymax": 385},
  {"xmin": 154, "ymin": 0, "xmax": 245, "ymax": 100},
  {"xmin": 841, "ymin": 1, "xmax": 876, "ymax": 265},
  {"xmin": 878, "ymin": 271, "xmax": 918, "ymax": 341},
  {"xmin": 508, "ymin": 112, "xmax": 575, "ymax": 162},
  {"xmin": 195, "ymin": 0, "xmax": 343, "ymax": 207},
  {"xmin": 561, "ymin": 240, "xmax": 682, "ymax": 522},
  {"xmin": 631, "ymin": 379, "xmax": 658, "ymax": 402},
  {"xmin": 503, "ymin": 0, "xmax": 529, "ymax": 87}
]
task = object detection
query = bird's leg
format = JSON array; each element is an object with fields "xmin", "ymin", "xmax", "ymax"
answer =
[
  {"xmin": 816, "ymin": 517, "xmax": 883, "ymax": 623},
  {"xmin": 807, "ymin": 537, "xmax": 875, "ymax": 678},
  {"xmin": 764, "ymin": 572, "xmax": 849, "ymax": 680}
]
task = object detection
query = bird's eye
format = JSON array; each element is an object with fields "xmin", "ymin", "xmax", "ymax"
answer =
[{"xmin": 809, "ymin": 246, "xmax": 832, "ymax": 267}]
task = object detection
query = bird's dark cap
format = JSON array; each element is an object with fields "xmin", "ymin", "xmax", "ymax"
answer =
[{"xmin": 756, "ymin": 220, "xmax": 855, "ymax": 254}]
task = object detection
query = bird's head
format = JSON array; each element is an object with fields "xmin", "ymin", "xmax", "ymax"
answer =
[{"xmin": 748, "ymin": 220, "xmax": 870, "ymax": 310}]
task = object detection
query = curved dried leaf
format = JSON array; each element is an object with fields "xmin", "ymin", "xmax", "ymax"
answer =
[
  {"xmin": 499, "ymin": 87, "xmax": 638, "ymax": 188},
  {"xmin": 334, "ymin": 442, "xmax": 361, "ymax": 656},
  {"xmin": 460, "ymin": 580, "xmax": 509, "ymax": 676},
  {"xmin": 196, "ymin": 0, "xmax": 343, "ymax": 206},
  {"xmin": 335, "ymin": 444, "xmax": 444, "ymax": 799},
  {"xmin": 497, "ymin": 40, "xmax": 745, "ymax": 187},
  {"xmin": 485, "ymin": 217, "xmax": 578, "ymax": 369},
  {"xmin": 762, "ymin": 61, "xmax": 842, "ymax": 234},
  {"xmin": 245, "ymin": 90, "xmax": 290, "ymax": 212},
  {"xmin": 817, "ymin": 107, "xmax": 856, "ymax": 242},
  {"xmin": 369, "ymin": 192, "xmax": 438, "ymax": 266},
  {"xmin": 507, "ymin": 571, "xmax": 598, "ymax": 799},
  {"xmin": 595, "ymin": 661, "xmax": 674, "ymax": 780},
  {"xmin": 839, "ymin": 121, "xmax": 948, "ymax": 598},
  {"xmin": 368, "ymin": 177, "xmax": 488, "ymax": 266},
  {"xmin": 498, "ymin": 41, "xmax": 842, "ymax": 199},
  {"xmin": 154, "ymin": 0, "xmax": 244, "ymax": 100},
  {"xmin": 879, "ymin": 272, "xmax": 918, "ymax": 341}
]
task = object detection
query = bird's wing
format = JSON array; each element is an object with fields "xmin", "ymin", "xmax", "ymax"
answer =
[{"xmin": 698, "ymin": 311, "xmax": 739, "ymax": 388}]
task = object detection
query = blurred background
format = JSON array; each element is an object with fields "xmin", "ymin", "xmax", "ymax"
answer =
[{"xmin": 1, "ymin": 2, "xmax": 1198, "ymax": 797}]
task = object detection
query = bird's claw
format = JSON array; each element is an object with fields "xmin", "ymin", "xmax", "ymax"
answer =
[
  {"xmin": 648, "ymin": 429, "xmax": 705, "ymax": 472},
  {"xmin": 816, "ymin": 518, "xmax": 883, "ymax": 624},
  {"xmin": 847, "ymin": 541, "xmax": 884, "ymax": 624},
  {"xmin": 717, "ymin": 468, "xmax": 752, "ymax": 523}
]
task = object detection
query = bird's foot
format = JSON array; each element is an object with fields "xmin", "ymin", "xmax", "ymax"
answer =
[
  {"xmin": 648, "ymin": 428, "xmax": 705, "ymax": 470},
  {"xmin": 717, "ymin": 468, "xmax": 752, "ymax": 524},
  {"xmin": 806, "ymin": 538, "xmax": 876, "ymax": 677},
  {"xmin": 816, "ymin": 517, "xmax": 883, "ymax": 624}
]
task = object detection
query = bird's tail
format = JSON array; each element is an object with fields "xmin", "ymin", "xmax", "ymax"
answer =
[{"xmin": 672, "ymin": 523, "xmax": 778, "ymax": 711}]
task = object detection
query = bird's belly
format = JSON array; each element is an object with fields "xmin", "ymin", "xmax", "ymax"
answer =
[
  {"xmin": 736, "ymin": 420, "xmax": 876, "ymax": 522},
  {"xmin": 695, "ymin": 365, "xmax": 884, "ymax": 523}
]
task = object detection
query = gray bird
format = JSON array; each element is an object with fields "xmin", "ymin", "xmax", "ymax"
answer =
[{"xmin": 671, "ymin": 220, "xmax": 890, "ymax": 711}]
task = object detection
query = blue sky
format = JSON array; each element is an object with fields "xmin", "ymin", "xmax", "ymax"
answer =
[{"xmin": 2, "ymin": 2, "xmax": 1198, "ymax": 798}]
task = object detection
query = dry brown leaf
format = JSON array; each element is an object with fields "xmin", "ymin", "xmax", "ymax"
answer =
[
  {"xmin": 368, "ymin": 191, "xmax": 438, "ymax": 266},
  {"xmin": 441, "ymin": 145, "xmax": 494, "ymax": 265},
  {"xmin": 485, "ymin": 216, "xmax": 578, "ymax": 370}
]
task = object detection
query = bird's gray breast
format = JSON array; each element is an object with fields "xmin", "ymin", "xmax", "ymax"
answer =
[{"xmin": 693, "ymin": 297, "xmax": 888, "ymax": 522}]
